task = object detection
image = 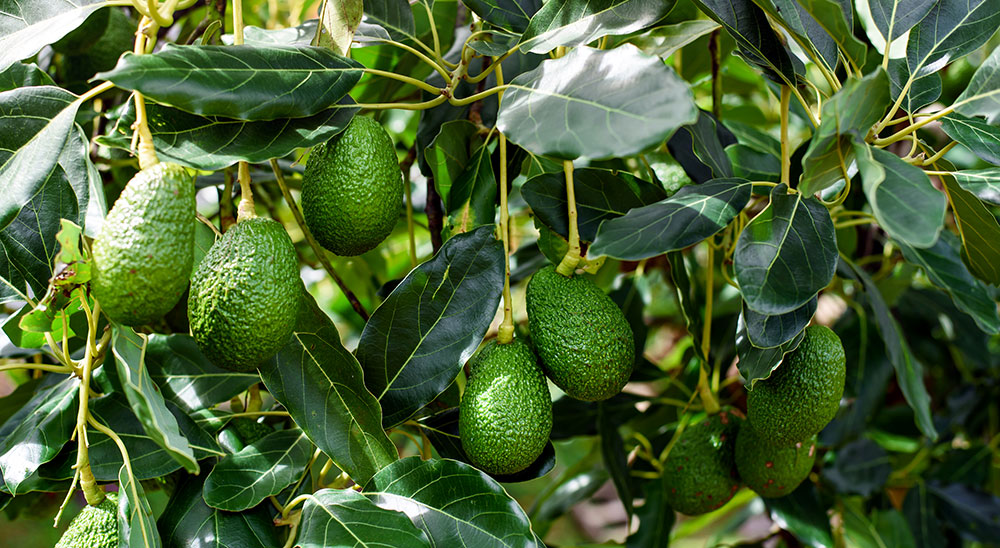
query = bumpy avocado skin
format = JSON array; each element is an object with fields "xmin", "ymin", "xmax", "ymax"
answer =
[
  {"xmin": 747, "ymin": 325, "xmax": 846, "ymax": 446},
  {"xmin": 55, "ymin": 491, "xmax": 119, "ymax": 548},
  {"xmin": 302, "ymin": 115, "xmax": 403, "ymax": 256},
  {"xmin": 460, "ymin": 339, "xmax": 553, "ymax": 475},
  {"xmin": 662, "ymin": 410, "xmax": 743, "ymax": 515},
  {"xmin": 525, "ymin": 266, "xmax": 634, "ymax": 401},
  {"xmin": 188, "ymin": 217, "xmax": 299, "ymax": 372},
  {"xmin": 92, "ymin": 162, "xmax": 195, "ymax": 325},
  {"xmin": 736, "ymin": 426, "xmax": 816, "ymax": 498}
]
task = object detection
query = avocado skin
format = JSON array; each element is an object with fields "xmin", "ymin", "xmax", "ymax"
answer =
[
  {"xmin": 55, "ymin": 491, "xmax": 119, "ymax": 548},
  {"xmin": 302, "ymin": 115, "xmax": 403, "ymax": 256},
  {"xmin": 525, "ymin": 266, "xmax": 634, "ymax": 401},
  {"xmin": 92, "ymin": 162, "xmax": 195, "ymax": 325},
  {"xmin": 747, "ymin": 325, "xmax": 846, "ymax": 446},
  {"xmin": 736, "ymin": 426, "xmax": 816, "ymax": 498},
  {"xmin": 188, "ymin": 217, "xmax": 299, "ymax": 372},
  {"xmin": 662, "ymin": 410, "xmax": 743, "ymax": 515}
]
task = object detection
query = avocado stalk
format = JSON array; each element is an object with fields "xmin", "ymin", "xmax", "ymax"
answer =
[
  {"xmin": 496, "ymin": 64, "xmax": 515, "ymax": 345},
  {"xmin": 236, "ymin": 162, "xmax": 256, "ymax": 221},
  {"xmin": 131, "ymin": 16, "xmax": 160, "ymax": 170},
  {"xmin": 74, "ymin": 298, "xmax": 106, "ymax": 506},
  {"xmin": 555, "ymin": 160, "xmax": 582, "ymax": 277},
  {"xmin": 698, "ymin": 245, "xmax": 720, "ymax": 414}
]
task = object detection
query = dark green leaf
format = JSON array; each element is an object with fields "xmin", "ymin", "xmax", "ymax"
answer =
[
  {"xmin": 112, "ymin": 326, "xmax": 198, "ymax": 474},
  {"xmin": 626, "ymin": 477, "xmax": 673, "ymax": 547},
  {"xmin": 794, "ymin": 0, "xmax": 866, "ymax": 71},
  {"xmin": 599, "ymin": 402, "xmax": 633, "ymax": 519},
  {"xmin": 261, "ymin": 290, "xmax": 396, "ymax": 486},
  {"xmin": 99, "ymin": 45, "xmax": 363, "ymax": 120},
  {"xmin": 765, "ymin": 482, "xmax": 834, "ymax": 548},
  {"xmin": 364, "ymin": 457, "xmax": 537, "ymax": 547},
  {"xmin": 364, "ymin": 0, "xmax": 417, "ymax": 42},
  {"xmin": 118, "ymin": 464, "xmax": 161, "ymax": 548},
  {"xmin": 523, "ymin": 168, "xmax": 667, "ymax": 242},
  {"xmin": 940, "ymin": 167, "xmax": 1000, "ymax": 285},
  {"xmin": 297, "ymin": 488, "xmax": 431, "ymax": 547},
  {"xmin": 853, "ymin": 143, "xmax": 945, "ymax": 248},
  {"xmin": 869, "ymin": 0, "xmax": 935, "ymax": 42},
  {"xmin": 955, "ymin": 45, "xmax": 1000, "ymax": 122},
  {"xmin": 0, "ymin": 62, "xmax": 54, "ymax": 91},
  {"xmin": 691, "ymin": 0, "xmax": 798, "ymax": 84},
  {"xmin": 668, "ymin": 251, "xmax": 705, "ymax": 360},
  {"xmin": 824, "ymin": 438, "xmax": 891, "ymax": 496},
  {"xmin": 424, "ymin": 120, "xmax": 482, "ymax": 206},
  {"xmin": 447, "ymin": 142, "xmax": 497, "ymax": 231},
  {"xmin": 929, "ymin": 482, "xmax": 1000, "ymax": 542},
  {"xmin": 357, "ymin": 226, "xmax": 504, "ymax": 428},
  {"xmin": 464, "ymin": 0, "xmax": 542, "ymax": 33},
  {"xmin": 734, "ymin": 184, "xmax": 838, "ymax": 315},
  {"xmin": 550, "ymin": 392, "xmax": 644, "ymax": 440},
  {"xmin": 728, "ymin": 144, "xmax": 781, "ymax": 182},
  {"xmin": 736, "ymin": 318, "xmax": 805, "ymax": 388},
  {"xmin": 666, "ymin": 110, "xmax": 736, "ymax": 183},
  {"xmin": 952, "ymin": 168, "xmax": 1000, "ymax": 205},
  {"xmin": 741, "ymin": 297, "xmax": 816, "ymax": 349},
  {"xmin": 590, "ymin": 178, "xmax": 751, "ymax": 260},
  {"xmin": 204, "ymin": 429, "xmax": 313, "ymax": 511},
  {"xmin": 518, "ymin": 0, "xmax": 676, "ymax": 53},
  {"xmin": 903, "ymin": 482, "xmax": 946, "ymax": 548},
  {"xmin": 623, "ymin": 20, "xmax": 720, "ymax": 59},
  {"xmin": 764, "ymin": 0, "xmax": 838, "ymax": 72},
  {"xmin": 145, "ymin": 334, "xmax": 259, "ymax": 414},
  {"xmin": 887, "ymin": 58, "xmax": 942, "ymax": 115},
  {"xmin": 0, "ymin": 376, "xmax": 76, "ymax": 494},
  {"xmin": 907, "ymin": 0, "xmax": 1000, "ymax": 78},
  {"xmin": 940, "ymin": 113, "xmax": 1000, "ymax": 165},
  {"xmin": 497, "ymin": 45, "xmax": 697, "ymax": 160},
  {"xmin": 0, "ymin": 0, "xmax": 103, "ymax": 72}
]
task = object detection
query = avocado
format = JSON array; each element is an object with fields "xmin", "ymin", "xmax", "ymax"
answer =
[
  {"xmin": 55, "ymin": 491, "xmax": 119, "ymax": 548},
  {"xmin": 302, "ymin": 115, "xmax": 403, "ymax": 256},
  {"xmin": 91, "ymin": 162, "xmax": 195, "ymax": 325},
  {"xmin": 231, "ymin": 418, "xmax": 272, "ymax": 445},
  {"xmin": 525, "ymin": 266, "xmax": 634, "ymax": 401},
  {"xmin": 188, "ymin": 217, "xmax": 299, "ymax": 372},
  {"xmin": 747, "ymin": 325, "xmax": 846, "ymax": 446},
  {"xmin": 662, "ymin": 409, "xmax": 743, "ymax": 515},
  {"xmin": 736, "ymin": 426, "xmax": 816, "ymax": 498},
  {"xmin": 460, "ymin": 339, "xmax": 552, "ymax": 475}
]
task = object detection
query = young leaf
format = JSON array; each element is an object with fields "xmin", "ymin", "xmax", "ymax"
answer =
[
  {"xmin": 144, "ymin": 334, "xmax": 259, "ymax": 414},
  {"xmin": 0, "ymin": 376, "xmax": 77, "ymax": 494},
  {"xmin": 463, "ymin": 0, "xmax": 542, "ymax": 33},
  {"xmin": 496, "ymin": 45, "xmax": 697, "ymax": 160},
  {"xmin": 117, "ymin": 464, "xmax": 161, "ymax": 548},
  {"xmin": 297, "ymin": 488, "xmax": 431, "ymax": 548},
  {"xmin": 906, "ymin": 0, "xmax": 1000, "ymax": 78},
  {"xmin": 518, "ymin": 0, "xmax": 676, "ymax": 54},
  {"xmin": 203, "ymin": 429, "xmax": 313, "ymax": 511},
  {"xmin": 158, "ymin": 474, "xmax": 281, "ymax": 548},
  {"xmin": 356, "ymin": 225, "xmax": 504, "ymax": 428},
  {"xmin": 0, "ymin": 1, "xmax": 104, "ymax": 72},
  {"xmin": 733, "ymin": 184, "xmax": 838, "ymax": 315}
]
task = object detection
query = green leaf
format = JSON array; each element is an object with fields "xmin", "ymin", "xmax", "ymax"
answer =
[
  {"xmin": 887, "ymin": 58, "xmax": 942, "ymax": 114},
  {"xmin": 824, "ymin": 438, "xmax": 892, "ymax": 496},
  {"xmin": 447, "ymin": 142, "xmax": 497, "ymax": 231},
  {"xmin": 668, "ymin": 251, "xmax": 705, "ymax": 360},
  {"xmin": 523, "ymin": 168, "xmax": 667, "ymax": 243},
  {"xmin": 518, "ymin": 0, "xmax": 676, "ymax": 54},
  {"xmin": 590, "ymin": 178, "xmax": 752, "ymax": 260},
  {"xmin": 357, "ymin": 226, "xmax": 504, "ymax": 428},
  {"xmin": 842, "ymin": 259, "xmax": 937, "ymax": 440},
  {"xmin": 903, "ymin": 482, "xmax": 946, "ymax": 548},
  {"xmin": 623, "ymin": 20, "xmax": 721, "ymax": 59},
  {"xmin": 794, "ymin": 0, "xmax": 867, "ymax": 71},
  {"xmin": 158, "ymin": 474, "xmax": 281, "ymax": 548},
  {"xmin": 118, "ymin": 464, "xmax": 161, "ymax": 548},
  {"xmin": 741, "ymin": 297, "xmax": 816, "ymax": 349},
  {"xmin": 203, "ymin": 429, "xmax": 313, "ymax": 511},
  {"xmin": 0, "ymin": 0, "xmax": 103, "ymax": 72},
  {"xmin": 364, "ymin": 0, "xmax": 416, "ymax": 42},
  {"xmin": 736, "ymin": 318, "xmax": 806, "ymax": 388},
  {"xmin": 764, "ymin": 483, "xmax": 834, "ymax": 548},
  {"xmin": 297, "ymin": 488, "xmax": 431, "ymax": 547},
  {"xmin": 896, "ymin": 233, "xmax": 1000, "ymax": 334},
  {"xmin": 97, "ymin": 99, "xmax": 359, "ymax": 171},
  {"xmin": 261, "ymin": 290, "xmax": 396, "ymax": 486},
  {"xmin": 691, "ymin": 0, "xmax": 798, "ymax": 84},
  {"xmin": 0, "ymin": 376, "xmax": 77, "ymax": 494},
  {"xmin": 236, "ymin": 20, "xmax": 320, "ymax": 46},
  {"xmin": 626, "ymin": 477, "xmax": 673, "ymax": 547},
  {"xmin": 929, "ymin": 483, "xmax": 1000, "ymax": 542},
  {"xmin": 464, "ymin": 0, "xmax": 542, "ymax": 33},
  {"xmin": 868, "ymin": 0, "xmax": 935, "ymax": 43},
  {"xmin": 144, "ymin": 334, "xmax": 259, "ymax": 414},
  {"xmin": 729, "ymin": 144, "xmax": 781, "ymax": 182},
  {"xmin": 99, "ymin": 45, "xmax": 363, "ymax": 120},
  {"xmin": 940, "ymin": 113, "xmax": 1000, "ymax": 165},
  {"xmin": 320, "ymin": 0, "xmax": 363, "ymax": 55},
  {"xmin": 598, "ymin": 402, "xmax": 633, "ymax": 520},
  {"xmin": 954, "ymin": 44, "xmax": 1000, "ymax": 123},
  {"xmin": 0, "ymin": 62, "xmax": 55, "ymax": 91},
  {"xmin": 364, "ymin": 457, "xmax": 538, "ymax": 547},
  {"xmin": 853, "ymin": 143, "xmax": 945, "ymax": 248},
  {"xmin": 906, "ymin": 0, "xmax": 1000, "ymax": 78},
  {"xmin": 424, "ymin": 120, "xmax": 482, "ymax": 206},
  {"xmin": 734, "ymin": 184, "xmax": 838, "ymax": 315},
  {"xmin": 800, "ymin": 70, "xmax": 890, "ymax": 196},
  {"xmin": 759, "ymin": 0, "xmax": 837, "ymax": 72},
  {"xmin": 952, "ymin": 168, "xmax": 1000, "ymax": 205},
  {"xmin": 496, "ymin": 45, "xmax": 697, "ymax": 160},
  {"xmin": 666, "ymin": 110, "xmax": 736, "ymax": 183},
  {"xmin": 940, "ymin": 166, "xmax": 1000, "ymax": 285},
  {"xmin": 112, "ymin": 326, "xmax": 199, "ymax": 474}
]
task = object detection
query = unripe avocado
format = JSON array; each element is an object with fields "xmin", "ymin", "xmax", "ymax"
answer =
[
  {"xmin": 736, "ymin": 426, "xmax": 816, "ymax": 498},
  {"xmin": 302, "ymin": 115, "xmax": 403, "ymax": 256},
  {"xmin": 747, "ymin": 325, "xmax": 846, "ymax": 446},
  {"xmin": 188, "ymin": 217, "xmax": 299, "ymax": 372},
  {"xmin": 232, "ymin": 418, "xmax": 272, "ymax": 445},
  {"xmin": 91, "ymin": 162, "xmax": 195, "ymax": 325},
  {"xmin": 662, "ymin": 410, "xmax": 742, "ymax": 515},
  {"xmin": 525, "ymin": 266, "xmax": 634, "ymax": 401},
  {"xmin": 55, "ymin": 491, "xmax": 119, "ymax": 548},
  {"xmin": 460, "ymin": 339, "xmax": 552, "ymax": 475}
]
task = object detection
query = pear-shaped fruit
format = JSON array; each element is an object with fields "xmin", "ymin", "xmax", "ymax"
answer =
[
  {"xmin": 736, "ymin": 426, "xmax": 816, "ymax": 498},
  {"xmin": 662, "ymin": 410, "xmax": 743, "ymax": 515},
  {"xmin": 55, "ymin": 491, "xmax": 119, "ymax": 548}
]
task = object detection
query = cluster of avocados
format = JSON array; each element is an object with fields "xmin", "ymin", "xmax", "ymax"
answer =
[{"xmin": 662, "ymin": 325, "xmax": 845, "ymax": 515}]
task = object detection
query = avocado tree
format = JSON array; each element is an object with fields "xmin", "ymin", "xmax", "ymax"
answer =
[{"xmin": 2, "ymin": 0, "xmax": 1000, "ymax": 546}]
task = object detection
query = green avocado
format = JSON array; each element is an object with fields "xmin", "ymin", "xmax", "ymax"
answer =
[
  {"xmin": 231, "ymin": 418, "xmax": 273, "ymax": 445},
  {"xmin": 736, "ymin": 426, "xmax": 816, "ymax": 498},
  {"xmin": 525, "ymin": 266, "xmax": 634, "ymax": 401},
  {"xmin": 188, "ymin": 217, "xmax": 299, "ymax": 372},
  {"xmin": 55, "ymin": 491, "xmax": 119, "ymax": 548},
  {"xmin": 460, "ymin": 339, "xmax": 552, "ymax": 475},
  {"xmin": 747, "ymin": 325, "xmax": 846, "ymax": 446},
  {"xmin": 91, "ymin": 162, "xmax": 195, "ymax": 326},
  {"xmin": 662, "ymin": 410, "xmax": 743, "ymax": 515},
  {"xmin": 302, "ymin": 115, "xmax": 403, "ymax": 256}
]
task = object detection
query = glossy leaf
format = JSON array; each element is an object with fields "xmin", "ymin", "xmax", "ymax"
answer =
[
  {"xmin": 590, "ymin": 178, "xmax": 752, "ymax": 260},
  {"xmin": 237, "ymin": 20, "xmax": 320, "ymax": 46},
  {"xmin": 424, "ymin": 120, "xmax": 482, "ymax": 206},
  {"xmin": 518, "ymin": 0, "xmax": 676, "ymax": 53},
  {"xmin": 734, "ymin": 184, "xmax": 838, "ymax": 315},
  {"xmin": 447, "ymin": 142, "xmax": 497, "ymax": 231},
  {"xmin": 954, "ymin": 44, "xmax": 1000, "ymax": 123},
  {"xmin": 99, "ymin": 45, "xmax": 363, "ymax": 120},
  {"xmin": 118, "ymin": 464, "xmax": 161, "ymax": 548},
  {"xmin": 624, "ymin": 20, "xmax": 720, "ymax": 59},
  {"xmin": 0, "ymin": 0, "xmax": 103, "ymax": 72},
  {"xmin": 158, "ymin": 474, "xmax": 281, "ymax": 548},
  {"xmin": 741, "ymin": 297, "xmax": 816, "ymax": 349},
  {"xmin": 464, "ymin": 0, "xmax": 543, "ymax": 33},
  {"xmin": 868, "ymin": 0, "xmax": 935, "ymax": 43},
  {"xmin": 940, "ymin": 166, "xmax": 1000, "ymax": 285},
  {"xmin": 765, "ymin": 482, "xmax": 834, "ymax": 548},
  {"xmin": 887, "ymin": 58, "xmax": 942, "ymax": 115},
  {"xmin": 357, "ymin": 226, "xmax": 504, "ymax": 427},
  {"xmin": 952, "ymin": 168, "xmax": 1000, "ymax": 205},
  {"xmin": 496, "ymin": 45, "xmax": 697, "ymax": 160},
  {"xmin": 261, "ymin": 290, "xmax": 396, "ymax": 486},
  {"xmin": 98, "ymin": 99, "xmax": 358, "ymax": 171},
  {"xmin": 0, "ymin": 62, "xmax": 55, "ymax": 91},
  {"xmin": 824, "ymin": 438, "xmax": 892, "ymax": 496},
  {"xmin": 853, "ymin": 143, "xmax": 945, "ymax": 248},
  {"xmin": 144, "ymin": 334, "xmax": 259, "ymax": 414},
  {"xmin": 364, "ymin": 0, "xmax": 416, "ymax": 42},
  {"xmin": 0, "ymin": 376, "xmax": 77, "ymax": 494},
  {"xmin": 665, "ymin": 110, "xmax": 736, "ymax": 183},
  {"xmin": 692, "ymin": 0, "xmax": 798, "ymax": 84},
  {"xmin": 668, "ymin": 251, "xmax": 705, "ymax": 360},
  {"xmin": 763, "ymin": 0, "xmax": 837, "ymax": 72},
  {"xmin": 364, "ymin": 457, "xmax": 538, "ymax": 547},
  {"xmin": 204, "ymin": 429, "xmax": 313, "ymax": 511},
  {"xmin": 297, "ymin": 488, "xmax": 431, "ymax": 548},
  {"xmin": 903, "ymin": 482, "xmax": 947, "ymax": 548},
  {"xmin": 940, "ymin": 113, "xmax": 1000, "ymax": 165},
  {"xmin": 794, "ymin": 0, "xmax": 866, "ymax": 70},
  {"xmin": 907, "ymin": 0, "xmax": 1000, "ymax": 78},
  {"xmin": 729, "ymin": 144, "xmax": 781, "ymax": 182},
  {"xmin": 523, "ymin": 168, "xmax": 666, "ymax": 242},
  {"xmin": 736, "ymin": 318, "xmax": 806, "ymax": 388},
  {"xmin": 112, "ymin": 326, "xmax": 199, "ymax": 474}
]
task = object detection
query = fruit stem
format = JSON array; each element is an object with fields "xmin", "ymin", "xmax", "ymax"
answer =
[
  {"xmin": 496, "ymin": 62, "xmax": 515, "ymax": 344},
  {"xmin": 699, "ymin": 246, "xmax": 720, "ymax": 415},
  {"xmin": 131, "ymin": 16, "xmax": 160, "ymax": 170},
  {"xmin": 236, "ymin": 162, "xmax": 256, "ymax": 220},
  {"xmin": 74, "ymin": 296, "xmax": 105, "ymax": 506},
  {"xmin": 555, "ymin": 160, "xmax": 582, "ymax": 277}
]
